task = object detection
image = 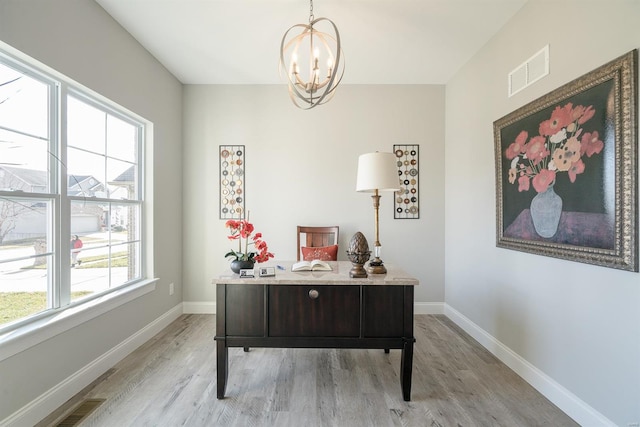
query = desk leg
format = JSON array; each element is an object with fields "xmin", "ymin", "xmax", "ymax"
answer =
[
  {"xmin": 216, "ymin": 339, "xmax": 228, "ymax": 399},
  {"xmin": 400, "ymin": 338, "xmax": 414, "ymax": 401}
]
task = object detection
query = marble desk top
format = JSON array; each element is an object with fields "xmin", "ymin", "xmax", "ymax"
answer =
[{"xmin": 212, "ymin": 260, "xmax": 419, "ymax": 286}]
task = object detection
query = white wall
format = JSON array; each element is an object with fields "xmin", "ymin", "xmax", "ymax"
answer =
[
  {"xmin": 445, "ymin": 1, "xmax": 640, "ymax": 425},
  {"xmin": 182, "ymin": 85, "xmax": 445, "ymax": 309},
  {"xmin": 0, "ymin": 0, "xmax": 183, "ymax": 421}
]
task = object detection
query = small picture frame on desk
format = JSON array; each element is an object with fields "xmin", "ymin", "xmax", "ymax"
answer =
[
  {"xmin": 239, "ymin": 269, "xmax": 255, "ymax": 278},
  {"xmin": 258, "ymin": 267, "xmax": 275, "ymax": 277}
]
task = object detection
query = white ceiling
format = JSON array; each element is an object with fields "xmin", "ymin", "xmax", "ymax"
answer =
[{"xmin": 95, "ymin": 0, "xmax": 527, "ymax": 85}]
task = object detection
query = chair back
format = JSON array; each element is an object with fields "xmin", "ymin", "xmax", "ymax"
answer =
[{"xmin": 296, "ymin": 226, "xmax": 339, "ymax": 261}]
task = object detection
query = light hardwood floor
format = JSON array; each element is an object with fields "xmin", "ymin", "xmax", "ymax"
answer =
[{"xmin": 38, "ymin": 314, "xmax": 578, "ymax": 426}]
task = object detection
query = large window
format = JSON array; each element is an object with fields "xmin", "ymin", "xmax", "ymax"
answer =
[{"xmin": 0, "ymin": 50, "xmax": 145, "ymax": 330}]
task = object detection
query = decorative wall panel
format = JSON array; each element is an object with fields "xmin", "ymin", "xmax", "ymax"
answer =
[
  {"xmin": 393, "ymin": 144, "xmax": 419, "ymax": 219},
  {"xmin": 219, "ymin": 145, "xmax": 245, "ymax": 219}
]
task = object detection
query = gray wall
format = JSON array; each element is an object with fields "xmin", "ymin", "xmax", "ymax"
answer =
[
  {"xmin": 0, "ymin": 0, "xmax": 183, "ymax": 420},
  {"xmin": 182, "ymin": 84, "xmax": 446, "ymax": 308},
  {"xmin": 445, "ymin": 0, "xmax": 640, "ymax": 425}
]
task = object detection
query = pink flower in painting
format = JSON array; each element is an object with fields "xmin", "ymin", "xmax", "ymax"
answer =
[
  {"xmin": 518, "ymin": 175, "xmax": 530, "ymax": 192},
  {"xmin": 577, "ymin": 105, "xmax": 595, "ymax": 125},
  {"xmin": 570, "ymin": 103, "xmax": 595, "ymax": 125},
  {"xmin": 580, "ymin": 131, "xmax": 604, "ymax": 157},
  {"xmin": 505, "ymin": 130, "xmax": 528, "ymax": 160},
  {"xmin": 564, "ymin": 136, "xmax": 582, "ymax": 161},
  {"xmin": 569, "ymin": 103, "xmax": 582, "ymax": 121},
  {"xmin": 568, "ymin": 159, "xmax": 585, "ymax": 183},
  {"xmin": 504, "ymin": 101, "xmax": 603, "ymax": 194},
  {"xmin": 551, "ymin": 136, "xmax": 582, "ymax": 172},
  {"xmin": 539, "ymin": 104, "xmax": 572, "ymax": 136},
  {"xmin": 532, "ymin": 169, "xmax": 556, "ymax": 193},
  {"xmin": 524, "ymin": 136, "xmax": 549, "ymax": 165}
]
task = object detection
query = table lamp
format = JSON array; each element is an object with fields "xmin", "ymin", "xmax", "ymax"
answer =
[{"xmin": 356, "ymin": 152, "xmax": 400, "ymax": 274}]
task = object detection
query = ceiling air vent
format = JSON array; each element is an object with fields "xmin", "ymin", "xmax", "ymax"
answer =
[{"xmin": 508, "ymin": 45, "xmax": 549, "ymax": 97}]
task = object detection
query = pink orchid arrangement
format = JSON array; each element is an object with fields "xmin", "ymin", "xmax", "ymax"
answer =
[
  {"xmin": 224, "ymin": 214, "xmax": 274, "ymax": 263},
  {"xmin": 505, "ymin": 102, "xmax": 603, "ymax": 193}
]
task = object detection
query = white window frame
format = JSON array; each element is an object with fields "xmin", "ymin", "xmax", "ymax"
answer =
[{"xmin": 0, "ymin": 42, "xmax": 156, "ymax": 361}]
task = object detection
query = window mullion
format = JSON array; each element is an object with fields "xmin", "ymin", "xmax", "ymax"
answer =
[{"xmin": 56, "ymin": 83, "xmax": 71, "ymax": 307}]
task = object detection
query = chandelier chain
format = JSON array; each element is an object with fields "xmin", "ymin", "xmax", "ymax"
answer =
[{"xmin": 309, "ymin": 0, "xmax": 314, "ymax": 22}]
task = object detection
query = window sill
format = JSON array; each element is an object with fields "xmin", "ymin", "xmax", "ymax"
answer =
[{"xmin": 0, "ymin": 278, "xmax": 158, "ymax": 362}]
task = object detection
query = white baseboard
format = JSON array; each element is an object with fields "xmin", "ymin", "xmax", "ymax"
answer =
[
  {"xmin": 414, "ymin": 302, "xmax": 444, "ymax": 314},
  {"xmin": 1, "ymin": 303, "xmax": 184, "ymax": 427},
  {"xmin": 444, "ymin": 304, "xmax": 616, "ymax": 427},
  {"xmin": 183, "ymin": 301, "xmax": 215, "ymax": 314},
  {"xmin": 182, "ymin": 301, "xmax": 445, "ymax": 315}
]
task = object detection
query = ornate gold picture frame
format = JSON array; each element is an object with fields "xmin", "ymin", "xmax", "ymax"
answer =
[{"xmin": 494, "ymin": 50, "xmax": 638, "ymax": 271}]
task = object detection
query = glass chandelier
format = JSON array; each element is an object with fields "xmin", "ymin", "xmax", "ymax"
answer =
[{"xmin": 279, "ymin": 0, "xmax": 345, "ymax": 109}]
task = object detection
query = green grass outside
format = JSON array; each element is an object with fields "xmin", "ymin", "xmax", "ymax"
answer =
[
  {"xmin": 0, "ymin": 291, "xmax": 92, "ymax": 326},
  {"xmin": 27, "ymin": 251, "xmax": 129, "ymax": 269},
  {"xmin": 78, "ymin": 253, "xmax": 129, "ymax": 268},
  {"xmin": 2, "ymin": 245, "xmax": 130, "ymax": 326}
]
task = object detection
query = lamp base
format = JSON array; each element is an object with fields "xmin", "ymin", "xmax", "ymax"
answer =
[
  {"xmin": 367, "ymin": 257, "xmax": 387, "ymax": 274},
  {"xmin": 349, "ymin": 262, "xmax": 368, "ymax": 278}
]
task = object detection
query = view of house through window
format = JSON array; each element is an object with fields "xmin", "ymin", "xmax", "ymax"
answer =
[
  {"xmin": 0, "ymin": 50, "xmax": 144, "ymax": 329},
  {"xmin": 67, "ymin": 95, "xmax": 142, "ymax": 302}
]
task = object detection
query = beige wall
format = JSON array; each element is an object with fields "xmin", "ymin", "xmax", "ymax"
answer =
[
  {"xmin": 182, "ymin": 84, "xmax": 446, "ymax": 307},
  {"xmin": 445, "ymin": 0, "xmax": 640, "ymax": 425},
  {"xmin": 0, "ymin": 0, "xmax": 183, "ymax": 421}
]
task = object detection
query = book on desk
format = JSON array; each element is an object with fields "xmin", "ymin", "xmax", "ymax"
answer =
[{"xmin": 291, "ymin": 259, "xmax": 332, "ymax": 272}]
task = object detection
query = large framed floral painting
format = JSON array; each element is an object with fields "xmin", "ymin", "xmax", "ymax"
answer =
[{"xmin": 494, "ymin": 50, "xmax": 638, "ymax": 271}]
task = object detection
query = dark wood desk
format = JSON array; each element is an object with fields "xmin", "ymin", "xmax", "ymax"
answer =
[{"xmin": 213, "ymin": 261, "xmax": 418, "ymax": 401}]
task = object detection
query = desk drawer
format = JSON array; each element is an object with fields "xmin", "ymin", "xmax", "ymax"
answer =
[
  {"xmin": 225, "ymin": 284, "xmax": 264, "ymax": 336},
  {"xmin": 363, "ymin": 286, "xmax": 405, "ymax": 337},
  {"xmin": 269, "ymin": 285, "xmax": 359, "ymax": 337}
]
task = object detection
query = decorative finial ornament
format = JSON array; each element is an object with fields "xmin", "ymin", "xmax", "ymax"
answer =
[
  {"xmin": 347, "ymin": 231, "xmax": 371, "ymax": 278},
  {"xmin": 279, "ymin": 0, "xmax": 345, "ymax": 109}
]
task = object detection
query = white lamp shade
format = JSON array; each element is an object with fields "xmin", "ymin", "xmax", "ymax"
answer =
[{"xmin": 356, "ymin": 152, "xmax": 400, "ymax": 192}]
